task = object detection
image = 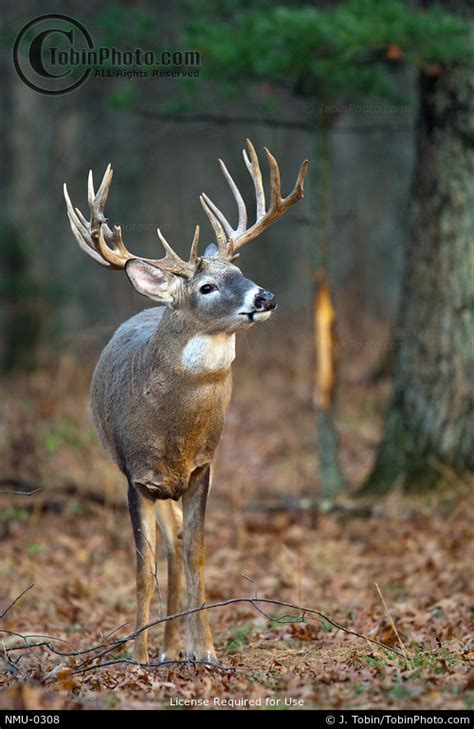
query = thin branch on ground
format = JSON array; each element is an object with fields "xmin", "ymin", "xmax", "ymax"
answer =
[
  {"xmin": 0, "ymin": 584, "xmax": 35, "ymax": 620},
  {"xmin": 374, "ymin": 582, "xmax": 411, "ymax": 667},
  {"xmin": 6, "ymin": 595, "xmax": 405, "ymax": 673},
  {"xmin": 72, "ymin": 656, "xmax": 235, "ymax": 675},
  {"xmin": 99, "ymin": 622, "xmax": 131, "ymax": 645},
  {"xmin": 0, "ymin": 629, "xmax": 70, "ymax": 645},
  {"xmin": 1, "ymin": 652, "xmax": 25, "ymax": 678},
  {"xmin": 0, "ymin": 485, "xmax": 42, "ymax": 496}
]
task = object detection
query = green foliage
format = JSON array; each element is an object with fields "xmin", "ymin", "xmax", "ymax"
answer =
[
  {"xmin": 68, "ymin": 500, "xmax": 87, "ymax": 517},
  {"xmin": 2, "ymin": 507, "xmax": 28, "ymax": 522},
  {"xmin": 105, "ymin": 85, "xmax": 139, "ymax": 111},
  {"xmin": 28, "ymin": 543, "xmax": 47, "ymax": 555},
  {"xmin": 66, "ymin": 623, "xmax": 83, "ymax": 635},
  {"xmin": 94, "ymin": 4, "xmax": 158, "ymax": 49},
  {"xmin": 40, "ymin": 418, "xmax": 93, "ymax": 454},
  {"xmin": 226, "ymin": 623, "xmax": 252, "ymax": 651},
  {"xmin": 186, "ymin": 0, "xmax": 472, "ymax": 103},
  {"xmin": 409, "ymin": 648, "xmax": 463, "ymax": 675},
  {"xmin": 364, "ymin": 647, "xmax": 463, "ymax": 679}
]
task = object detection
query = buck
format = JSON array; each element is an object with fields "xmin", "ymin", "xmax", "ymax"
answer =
[{"xmin": 64, "ymin": 140, "xmax": 308, "ymax": 664}]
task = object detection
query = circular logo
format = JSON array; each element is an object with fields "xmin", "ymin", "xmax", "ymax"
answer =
[{"xmin": 13, "ymin": 14, "xmax": 93, "ymax": 95}]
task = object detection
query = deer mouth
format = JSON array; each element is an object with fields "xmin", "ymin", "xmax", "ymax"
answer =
[
  {"xmin": 239, "ymin": 308, "xmax": 275, "ymax": 322},
  {"xmin": 239, "ymin": 311, "xmax": 256, "ymax": 321}
]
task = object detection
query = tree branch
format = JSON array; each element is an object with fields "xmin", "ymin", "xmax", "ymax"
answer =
[
  {"xmin": 0, "ymin": 478, "xmax": 42, "ymax": 497},
  {"xmin": 0, "ymin": 584, "xmax": 35, "ymax": 620},
  {"xmin": 137, "ymin": 109, "xmax": 310, "ymax": 130},
  {"xmin": 6, "ymin": 595, "xmax": 405, "ymax": 671},
  {"xmin": 136, "ymin": 109, "xmax": 414, "ymax": 134}
]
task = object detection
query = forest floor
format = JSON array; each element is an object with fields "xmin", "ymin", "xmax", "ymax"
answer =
[{"xmin": 0, "ymin": 323, "xmax": 473, "ymax": 710}]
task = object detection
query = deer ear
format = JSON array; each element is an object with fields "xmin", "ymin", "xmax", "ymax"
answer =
[
  {"xmin": 125, "ymin": 259, "xmax": 179, "ymax": 304},
  {"xmin": 204, "ymin": 243, "xmax": 218, "ymax": 259}
]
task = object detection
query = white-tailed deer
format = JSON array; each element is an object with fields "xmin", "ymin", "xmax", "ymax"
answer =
[{"xmin": 64, "ymin": 140, "xmax": 307, "ymax": 664}]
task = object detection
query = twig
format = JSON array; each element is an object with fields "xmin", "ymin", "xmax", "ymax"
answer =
[
  {"xmin": 100, "ymin": 622, "xmax": 130, "ymax": 644},
  {"xmin": 374, "ymin": 582, "xmax": 411, "ymax": 667},
  {"xmin": 73, "ymin": 656, "xmax": 235, "ymax": 675},
  {"xmin": 123, "ymin": 597, "xmax": 406, "ymax": 659},
  {"xmin": 0, "ymin": 584, "xmax": 34, "ymax": 620},
  {"xmin": 1, "ymin": 652, "xmax": 24, "ymax": 677},
  {"xmin": 6, "ymin": 595, "xmax": 405, "ymax": 669},
  {"xmin": 0, "ymin": 629, "xmax": 70, "ymax": 645},
  {"xmin": 0, "ymin": 477, "xmax": 42, "ymax": 492}
]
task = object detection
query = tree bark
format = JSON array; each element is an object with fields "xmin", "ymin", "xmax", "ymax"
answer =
[
  {"xmin": 311, "ymin": 113, "xmax": 346, "ymax": 500},
  {"xmin": 365, "ymin": 43, "xmax": 474, "ymax": 492}
]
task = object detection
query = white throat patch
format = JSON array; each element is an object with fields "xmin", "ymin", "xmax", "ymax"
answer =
[{"xmin": 181, "ymin": 334, "xmax": 236, "ymax": 374}]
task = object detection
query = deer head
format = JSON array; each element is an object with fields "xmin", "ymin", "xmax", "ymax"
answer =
[{"xmin": 64, "ymin": 139, "xmax": 308, "ymax": 334}]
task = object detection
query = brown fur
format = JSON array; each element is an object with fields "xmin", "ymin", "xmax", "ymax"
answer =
[
  {"xmin": 64, "ymin": 143, "xmax": 307, "ymax": 663},
  {"xmin": 91, "ymin": 257, "xmax": 266, "ymax": 662}
]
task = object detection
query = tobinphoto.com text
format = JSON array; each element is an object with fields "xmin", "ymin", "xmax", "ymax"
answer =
[
  {"xmin": 55, "ymin": 48, "xmax": 200, "ymax": 79},
  {"xmin": 13, "ymin": 14, "xmax": 201, "ymax": 94}
]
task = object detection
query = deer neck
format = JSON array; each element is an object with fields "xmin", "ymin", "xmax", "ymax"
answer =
[
  {"xmin": 180, "ymin": 332, "xmax": 236, "ymax": 374},
  {"xmin": 150, "ymin": 308, "xmax": 236, "ymax": 377}
]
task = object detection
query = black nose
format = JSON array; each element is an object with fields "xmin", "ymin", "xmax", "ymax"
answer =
[{"xmin": 254, "ymin": 289, "xmax": 276, "ymax": 311}]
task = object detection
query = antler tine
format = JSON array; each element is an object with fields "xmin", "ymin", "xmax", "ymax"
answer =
[
  {"xmin": 64, "ymin": 182, "xmax": 117, "ymax": 268},
  {"xmin": 200, "ymin": 139, "xmax": 308, "ymax": 258},
  {"xmin": 199, "ymin": 155, "xmax": 249, "ymax": 256},
  {"xmin": 154, "ymin": 228, "xmax": 193, "ymax": 277},
  {"xmin": 287, "ymin": 158, "xmax": 308, "ymax": 204},
  {"xmin": 65, "ymin": 166, "xmax": 199, "ymax": 277},
  {"xmin": 87, "ymin": 166, "xmax": 136, "ymax": 268},
  {"xmin": 263, "ymin": 147, "xmax": 282, "ymax": 210},
  {"xmin": 199, "ymin": 194, "xmax": 229, "ymax": 255},
  {"xmin": 95, "ymin": 163, "xmax": 113, "ymax": 212},
  {"xmin": 189, "ymin": 225, "xmax": 200, "ymax": 265},
  {"xmin": 200, "ymin": 158, "xmax": 248, "ymax": 240},
  {"xmin": 218, "ymin": 159, "xmax": 248, "ymax": 235},
  {"xmin": 243, "ymin": 139, "xmax": 265, "ymax": 219},
  {"xmin": 96, "ymin": 224, "xmax": 134, "ymax": 268},
  {"xmin": 200, "ymin": 193, "xmax": 233, "ymax": 240},
  {"xmin": 232, "ymin": 144, "xmax": 308, "ymax": 252}
]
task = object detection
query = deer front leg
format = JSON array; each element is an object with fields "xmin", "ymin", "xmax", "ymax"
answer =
[
  {"xmin": 182, "ymin": 464, "xmax": 216, "ymax": 663},
  {"xmin": 155, "ymin": 499, "xmax": 185, "ymax": 661},
  {"xmin": 128, "ymin": 482, "xmax": 157, "ymax": 664}
]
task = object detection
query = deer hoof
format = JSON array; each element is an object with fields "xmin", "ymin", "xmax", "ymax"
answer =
[
  {"xmin": 186, "ymin": 649, "xmax": 217, "ymax": 665},
  {"xmin": 160, "ymin": 648, "xmax": 184, "ymax": 663}
]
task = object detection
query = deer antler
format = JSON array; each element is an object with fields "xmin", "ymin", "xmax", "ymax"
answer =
[
  {"xmin": 200, "ymin": 139, "xmax": 308, "ymax": 257},
  {"xmin": 64, "ymin": 165, "xmax": 200, "ymax": 278}
]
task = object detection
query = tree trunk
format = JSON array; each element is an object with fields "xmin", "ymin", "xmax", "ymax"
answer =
[
  {"xmin": 311, "ymin": 113, "xmax": 346, "ymax": 501},
  {"xmin": 365, "ymin": 44, "xmax": 474, "ymax": 492}
]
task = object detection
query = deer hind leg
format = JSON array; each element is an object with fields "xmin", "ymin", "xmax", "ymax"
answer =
[
  {"xmin": 155, "ymin": 499, "xmax": 185, "ymax": 661},
  {"xmin": 127, "ymin": 481, "xmax": 157, "ymax": 663},
  {"xmin": 182, "ymin": 464, "xmax": 216, "ymax": 663}
]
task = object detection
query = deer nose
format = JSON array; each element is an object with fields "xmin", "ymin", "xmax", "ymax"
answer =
[{"xmin": 254, "ymin": 289, "xmax": 276, "ymax": 311}]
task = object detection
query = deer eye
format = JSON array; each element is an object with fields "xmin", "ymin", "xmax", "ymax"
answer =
[{"xmin": 200, "ymin": 283, "xmax": 218, "ymax": 294}]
